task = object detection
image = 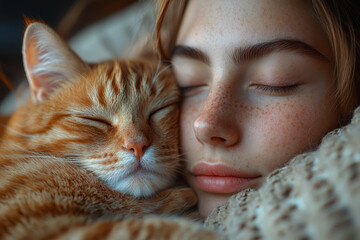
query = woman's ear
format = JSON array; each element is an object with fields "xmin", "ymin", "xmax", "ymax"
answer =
[{"xmin": 22, "ymin": 22, "xmax": 90, "ymax": 102}]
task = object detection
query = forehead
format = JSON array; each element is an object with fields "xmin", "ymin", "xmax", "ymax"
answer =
[{"xmin": 176, "ymin": 0, "xmax": 332, "ymax": 61}]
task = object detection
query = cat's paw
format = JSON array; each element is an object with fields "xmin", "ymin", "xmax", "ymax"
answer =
[{"xmin": 152, "ymin": 187, "xmax": 198, "ymax": 215}]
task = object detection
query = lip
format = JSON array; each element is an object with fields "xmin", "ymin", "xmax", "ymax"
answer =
[{"xmin": 191, "ymin": 162, "xmax": 261, "ymax": 194}]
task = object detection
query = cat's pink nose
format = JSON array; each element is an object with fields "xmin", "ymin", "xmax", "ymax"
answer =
[{"xmin": 125, "ymin": 140, "xmax": 150, "ymax": 160}]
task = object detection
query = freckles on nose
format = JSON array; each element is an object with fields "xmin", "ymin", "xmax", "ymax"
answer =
[
  {"xmin": 193, "ymin": 85, "xmax": 241, "ymax": 147},
  {"xmin": 203, "ymin": 85, "xmax": 236, "ymax": 115}
]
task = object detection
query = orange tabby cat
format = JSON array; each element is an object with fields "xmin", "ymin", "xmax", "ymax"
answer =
[{"xmin": 0, "ymin": 22, "xmax": 221, "ymax": 239}]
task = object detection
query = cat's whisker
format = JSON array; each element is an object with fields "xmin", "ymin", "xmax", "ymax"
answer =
[
  {"xmin": 22, "ymin": 154, "xmax": 59, "ymax": 160},
  {"xmin": 74, "ymin": 71, "xmax": 90, "ymax": 83},
  {"xmin": 153, "ymin": 153, "xmax": 180, "ymax": 158},
  {"xmin": 0, "ymin": 124, "xmax": 35, "ymax": 138},
  {"xmin": 1, "ymin": 147, "xmax": 67, "ymax": 162},
  {"xmin": 2, "ymin": 146, "xmax": 88, "ymax": 163},
  {"xmin": 152, "ymin": 63, "xmax": 173, "ymax": 85},
  {"xmin": 5, "ymin": 143, "xmax": 43, "ymax": 155},
  {"xmin": 155, "ymin": 153, "xmax": 183, "ymax": 159},
  {"xmin": 152, "ymin": 58, "xmax": 164, "ymax": 81},
  {"xmin": 172, "ymin": 168, "xmax": 186, "ymax": 176}
]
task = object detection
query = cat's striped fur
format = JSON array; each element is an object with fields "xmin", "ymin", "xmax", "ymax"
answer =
[
  {"xmin": 2, "ymin": 58, "xmax": 180, "ymax": 198},
  {"xmin": 0, "ymin": 22, "xmax": 221, "ymax": 239}
]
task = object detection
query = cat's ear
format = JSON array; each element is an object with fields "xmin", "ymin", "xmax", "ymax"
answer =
[{"xmin": 22, "ymin": 22, "xmax": 90, "ymax": 102}]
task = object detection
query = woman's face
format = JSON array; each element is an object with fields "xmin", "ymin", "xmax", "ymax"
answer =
[{"xmin": 172, "ymin": 0, "xmax": 340, "ymax": 217}]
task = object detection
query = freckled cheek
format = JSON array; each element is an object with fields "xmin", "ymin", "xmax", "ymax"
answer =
[{"xmin": 252, "ymin": 102, "xmax": 314, "ymax": 170}]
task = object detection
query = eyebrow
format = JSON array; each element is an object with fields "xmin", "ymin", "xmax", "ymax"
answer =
[
  {"xmin": 171, "ymin": 45, "xmax": 210, "ymax": 64},
  {"xmin": 171, "ymin": 39, "xmax": 327, "ymax": 64},
  {"xmin": 233, "ymin": 39, "xmax": 327, "ymax": 63}
]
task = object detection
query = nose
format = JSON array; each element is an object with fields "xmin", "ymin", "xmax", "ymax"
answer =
[
  {"xmin": 125, "ymin": 138, "xmax": 150, "ymax": 160},
  {"xmin": 194, "ymin": 86, "xmax": 240, "ymax": 147}
]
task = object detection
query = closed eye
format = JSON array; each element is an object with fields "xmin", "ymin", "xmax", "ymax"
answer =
[
  {"xmin": 252, "ymin": 84, "xmax": 299, "ymax": 95},
  {"xmin": 149, "ymin": 103, "xmax": 177, "ymax": 119},
  {"xmin": 180, "ymin": 85, "xmax": 207, "ymax": 97},
  {"xmin": 79, "ymin": 116, "xmax": 113, "ymax": 127}
]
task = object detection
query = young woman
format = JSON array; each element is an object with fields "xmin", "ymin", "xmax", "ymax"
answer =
[{"xmin": 155, "ymin": 0, "xmax": 360, "ymax": 217}]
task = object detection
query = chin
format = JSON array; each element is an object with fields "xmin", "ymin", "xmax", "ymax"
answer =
[{"xmin": 107, "ymin": 173, "xmax": 171, "ymax": 198}]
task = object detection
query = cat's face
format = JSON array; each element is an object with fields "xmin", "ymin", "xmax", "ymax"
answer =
[
  {"xmin": 39, "ymin": 60, "xmax": 180, "ymax": 197},
  {"xmin": 16, "ymin": 22, "xmax": 180, "ymax": 197}
]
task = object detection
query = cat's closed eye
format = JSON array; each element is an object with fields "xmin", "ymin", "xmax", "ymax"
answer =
[
  {"xmin": 149, "ymin": 103, "xmax": 177, "ymax": 122},
  {"xmin": 79, "ymin": 116, "xmax": 113, "ymax": 128}
]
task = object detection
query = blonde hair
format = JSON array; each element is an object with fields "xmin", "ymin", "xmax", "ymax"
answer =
[{"xmin": 155, "ymin": 0, "xmax": 360, "ymax": 121}]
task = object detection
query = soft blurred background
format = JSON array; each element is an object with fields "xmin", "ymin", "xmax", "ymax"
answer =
[{"xmin": 0, "ymin": 0, "xmax": 147, "ymax": 106}]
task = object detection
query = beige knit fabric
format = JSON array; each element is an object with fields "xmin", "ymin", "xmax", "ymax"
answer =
[{"xmin": 205, "ymin": 106, "xmax": 360, "ymax": 240}]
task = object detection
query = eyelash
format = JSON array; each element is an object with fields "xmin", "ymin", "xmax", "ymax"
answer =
[
  {"xmin": 179, "ymin": 84, "xmax": 298, "ymax": 97},
  {"xmin": 180, "ymin": 86, "xmax": 205, "ymax": 97},
  {"xmin": 254, "ymin": 84, "xmax": 299, "ymax": 94},
  {"xmin": 180, "ymin": 87, "xmax": 192, "ymax": 95}
]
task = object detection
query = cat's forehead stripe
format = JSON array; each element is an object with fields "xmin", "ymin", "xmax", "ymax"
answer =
[
  {"xmin": 97, "ymin": 83, "xmax": 107, "ymax": 107},
  {"xmin": 75, "ymin": 59, "xmax": 179, "ymax": 124},
  {"xmin": 110, "ymin": 73, "xmax": 120, "ymax": 95}
]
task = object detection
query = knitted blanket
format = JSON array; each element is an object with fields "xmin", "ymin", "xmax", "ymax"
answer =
[{"xmin": 205, "ymin": 106, "xmax": 360, "ymax": 240}]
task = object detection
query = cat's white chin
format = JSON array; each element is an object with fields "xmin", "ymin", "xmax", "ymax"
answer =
[{"xmin": 106, "ymin": 169, "xmax": 172, "ymax": 197}]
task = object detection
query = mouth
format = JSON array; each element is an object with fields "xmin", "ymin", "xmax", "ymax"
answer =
[
  {"xmin": 130, "ymin": 165, "xmax": 155, "ymax": 177},
  {"xmin": 191, "ymin": 162, "xmax": 262, "ymax": 194},
  {"xmin": 108, "ymin": 165, "xmax": 167, "ymax": 197}
]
